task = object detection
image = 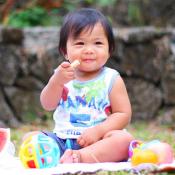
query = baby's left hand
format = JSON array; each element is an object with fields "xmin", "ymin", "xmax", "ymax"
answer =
[{"xmin": 77, "ymin": 127, "xmax": 102, "ymax": 147}]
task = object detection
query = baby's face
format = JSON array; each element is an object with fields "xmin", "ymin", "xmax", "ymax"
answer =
[{"xmin": 65, "ymin": 22, "xmax": 110, "ymax": 75}]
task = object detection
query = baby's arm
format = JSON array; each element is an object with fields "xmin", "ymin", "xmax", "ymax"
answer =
[
  {"xmin": 77, "ymin": 76, "xmax": 131, "ymax": 147},
  {"xmin": 98, "ymin": 76, "xmax": 132, "ymax": 132},
  {"xmin": 40, "ymin": 60, "xmax": 80, "ymax": 111}
]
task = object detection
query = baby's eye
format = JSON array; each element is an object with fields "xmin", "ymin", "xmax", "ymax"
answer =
[
  {"xmin": 95, "ymin": 41, "xmax": 103, "ymax": 45},
  {"xmin": 75, "ymin": 42, "xmax": 84, "ymax": 45}
]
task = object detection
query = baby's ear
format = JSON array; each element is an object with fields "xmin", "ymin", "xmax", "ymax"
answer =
[
  {"xmin": 64, "ymin": 54, "xmax": 69, "ymax": 60},
  {"xmin": 60, "ymin": 48, "xmax": 67, "ymax": 58}
]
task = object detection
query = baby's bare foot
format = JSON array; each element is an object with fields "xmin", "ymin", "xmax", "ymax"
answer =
[{"xmin": 60, "ymin": 149, "xmax": 80, "ymax": 163}]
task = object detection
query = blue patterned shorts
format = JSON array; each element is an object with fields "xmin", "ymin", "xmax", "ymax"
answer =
[{"xmin": 42, "ymin": 131, "xmax": 81, "ymax": 157}]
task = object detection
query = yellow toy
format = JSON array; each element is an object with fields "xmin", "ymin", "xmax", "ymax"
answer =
[
  {"xmin": 129, "ymin": 140, "xmax": 173, "ymax": 166},
  {"xmin": 131, "ymin": 149, "xmax": 158, "ymax": 166}
]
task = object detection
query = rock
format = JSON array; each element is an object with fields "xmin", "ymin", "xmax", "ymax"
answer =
[
  {"xmin": 0, "ymin": 90, "xmax": 20, "ymax": 128},
  {"xmin": 125, "ymin": 78, "xmax": 162, "ymax": 120},
  {"xmin": 162, "ymin": 55, "xmax": 175, "ymax": 104},
  {"xmin": 0, "ymin": 121, "xmax": 7, "ymax": 128},
  {"xmin": 28, "ymin": 46, "xmax": 61, "ymax": 83},
  {"xmin": 117, "ymin": 27, "xmax": 170, "ymax": 43},
  {"xmin": 0, "ymin": 26, "xmax": 175, "ymax": 126},
  {"xmin": 111, "ymin": 36, "xmax": 171, "ymax": 83},
  {"xmin": 16, "ymin": 76, "xmax": 44, "ymax": 90},
  {"xmin": 0, "ymin": 46, "xmax": 20, "ymax": 85},
  {"xmin": 4, "ymin": 87, "xmax": 43, "ymax": 122},
  {"xmin": 23, "ymin": 27, "xmax": 59, "ymax": 54},
  {"xmin": 1, "ymin": 28, "xmax": 23, "ymax": 45},
  {"xmin": 157, "ymin": 108, "xmax": 175, "ymax": 127}
]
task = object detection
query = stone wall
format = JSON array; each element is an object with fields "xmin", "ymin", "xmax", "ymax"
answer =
[{"xmin": 0, "ymin": 26, "xmax": 175, "ymax": 128}]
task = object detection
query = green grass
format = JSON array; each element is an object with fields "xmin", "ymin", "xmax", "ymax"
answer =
[
  {"xmin": 11, "ymin": 120, "xmax": 54, "ymax": 154},
  {"xmin": 128, "ymin": 121, "xmax": 175, "ymax": 152},
  {"xmin": 10, "ymin": 120, "xmax": 175, "ymax": 175},
  {"xmin": 11, "ymin": 120, "xmax": 175, "ymax": 152}
]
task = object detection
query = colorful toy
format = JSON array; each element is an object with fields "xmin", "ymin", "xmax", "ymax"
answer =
[
  {"xmin": 19, "ymin": 133, "xmax": 60, "ymax": 168},
  {"xmin": 146, "ymin": 141, "xmax": 174, "ymax": 164},
  {"xmin": 131, "ymin": 149, "xmax": 158, "ymax": 166},
  {"xmin": 129, "ymin": 140, "xmax": 173, "ymax": 166}
]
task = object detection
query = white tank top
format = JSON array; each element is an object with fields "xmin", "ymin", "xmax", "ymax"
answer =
[{"xmin": 53, "ymin": 67, "xmax": 120, "ymax": 139}]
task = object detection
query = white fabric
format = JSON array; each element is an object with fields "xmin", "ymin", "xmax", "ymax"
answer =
[{"xmin": 0, "ymin": 155, "xmax": 175, "ymax": 175}]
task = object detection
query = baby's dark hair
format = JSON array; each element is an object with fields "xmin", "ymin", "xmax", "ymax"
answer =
[{"xmin": 58, "ymin": 8, "xmax": 115, "ymax": 56}]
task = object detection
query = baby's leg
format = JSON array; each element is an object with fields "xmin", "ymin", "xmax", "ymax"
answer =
[
  {"xmin": 60, "ymin": 149, "xmax": 80, "ymax": 163},
  {"xmin": 60, "ymin": 130, "xmax": 134, "ymax": 163}
]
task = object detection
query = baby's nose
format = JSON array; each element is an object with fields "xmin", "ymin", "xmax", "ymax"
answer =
[{"xmin": 84, "ymin": 45, "xmax": 94, "ymax": 53}]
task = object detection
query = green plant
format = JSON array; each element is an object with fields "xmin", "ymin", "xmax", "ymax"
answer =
[
  {"xmin": 7, "ymin": 6, "xmax": 53, "ymax": 28},
  {"xmin": 83, "ymin": 0, "xmax": 116, "ymax": 7},
  {"xmin": 128, "ymin": 1, "xmax": 143, "ymax": 26}
]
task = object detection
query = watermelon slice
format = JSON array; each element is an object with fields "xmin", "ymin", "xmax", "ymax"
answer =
[{"xmin": 0, "ymin": 128, "xmax": 10, "ymax": 153}]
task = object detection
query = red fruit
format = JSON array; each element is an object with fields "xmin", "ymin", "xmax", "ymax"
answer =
[{"xmin": 0, "ymin": 128, "xmax": 8, "ymax": 152}]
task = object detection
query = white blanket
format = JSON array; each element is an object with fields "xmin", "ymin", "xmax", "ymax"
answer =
[{"xmin": 0, "ymin": 154, "xmax": 175, "ymax": 175}]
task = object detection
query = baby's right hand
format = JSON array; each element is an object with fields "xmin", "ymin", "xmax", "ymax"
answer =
[{"xmin": 54, "ymin": 61, "xmax": 76, "ymax": 86}]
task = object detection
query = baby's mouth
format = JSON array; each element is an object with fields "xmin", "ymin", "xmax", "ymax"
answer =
[{"xmin": 82, "ymin": 58, "xmax": 95, "ymax": 63}]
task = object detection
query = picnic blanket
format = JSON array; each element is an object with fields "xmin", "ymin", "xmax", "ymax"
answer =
[{"xmin": 0, "ymin": 154, "xmax": 175, "ymax": 175}]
